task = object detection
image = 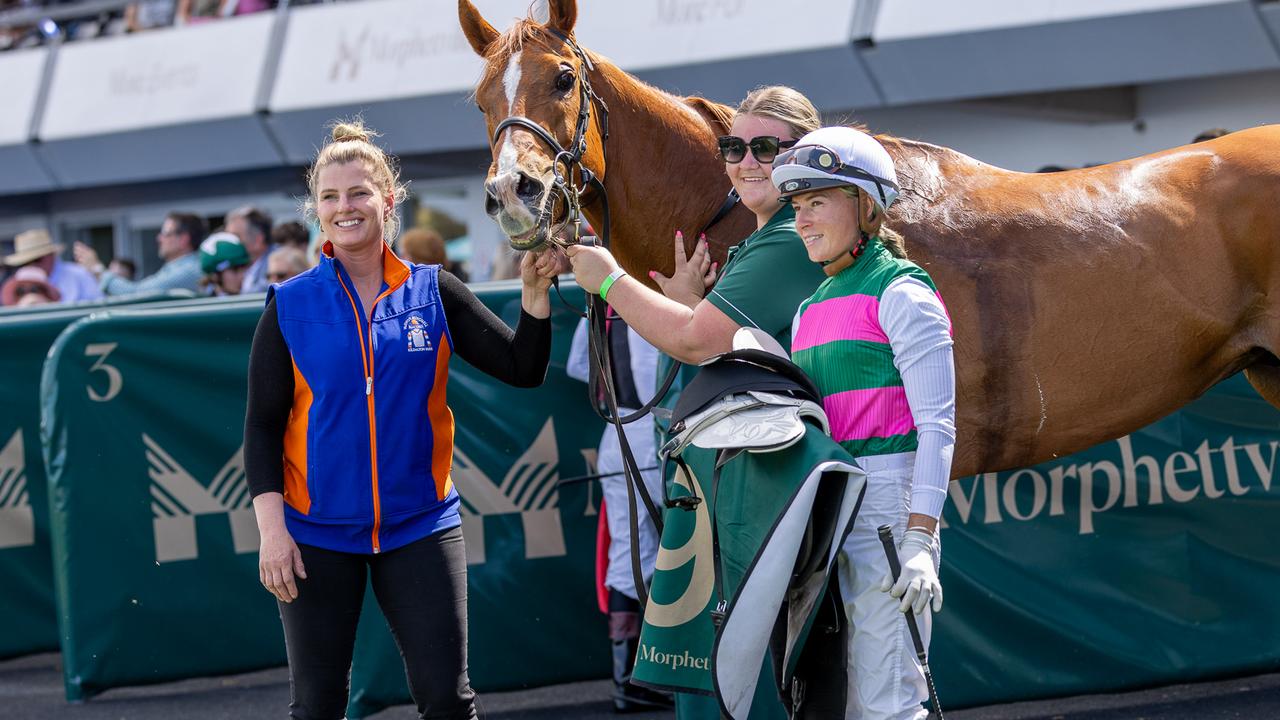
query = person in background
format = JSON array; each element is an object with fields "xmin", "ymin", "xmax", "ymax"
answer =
[
  {"xmin": 565, "ymin": 308, "xmax": 670, "ymax": 712},
  {"xmin": 3, "ymin": 229, "xmax": 102, "ymax": 303},
  {"xmin": 74, "ymin": 212, "xmax": 206, "ymax": 296},
  {"xmin": 266, "ymin": 245, "xmax": 308, "ymax": 285},
  {"xmin": 124, "ymin": 0, "xmax": 174, "ymax": 32},
  {"xmin": 1193, "ymin": 128, "xmax": 1230, "ymax": 143},
  {"xmin": 226, "ymin": 206, "xmax": 275, "ymax": 294},
  {"xmin": 175, "ymin": 0, "xmax": 269, "ymax": 25},
  {"xmin": 400, "ymin": 227, "xmax": 447, "ymax": 266},
  {"xmin": 108, "ymin": 257, "xmax": 137, "ymax": 281},
  {"xmin": 271, "ymin": 220, "xmax": 310, "ymax": 252},
  {"xmin": 199, "ymin": 231, "xmax": 252, "ymax": 296},
  {"xmin": 1, "ymin": 265, "xmax": 61, "ymax": 307}
]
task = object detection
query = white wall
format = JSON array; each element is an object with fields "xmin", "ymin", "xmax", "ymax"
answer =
[{"xmin": 854, "ymin": 70, "xmax": 1280, "ymax": 172}]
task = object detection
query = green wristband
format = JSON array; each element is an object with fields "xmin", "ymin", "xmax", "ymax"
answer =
[{"xmin": 599, "ymin": 269, "xmax": 627, "ymax": 301}]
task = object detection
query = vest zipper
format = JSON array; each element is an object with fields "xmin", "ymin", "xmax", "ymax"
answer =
[{"xmin": 337, "ymin": 273, "xmax": 398, "ymax": 554}]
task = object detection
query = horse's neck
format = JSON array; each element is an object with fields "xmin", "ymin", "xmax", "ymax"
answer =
[{"xmin": 584, "ymin": 59, "xmax": 749, "ymax": 277}]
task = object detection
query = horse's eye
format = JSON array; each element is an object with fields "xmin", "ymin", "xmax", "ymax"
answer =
[
  {"xmin": 475, "ymin": 103, "xmax": 486, "ymax": 114},
  {"xmin": 555, "ymin": 70, "xmax": 575, "ymax": 93}
]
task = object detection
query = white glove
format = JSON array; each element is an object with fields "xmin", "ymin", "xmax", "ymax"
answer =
[{"xmin": 879, "ymin": 528, "xmax": 943, "ymax": 615}]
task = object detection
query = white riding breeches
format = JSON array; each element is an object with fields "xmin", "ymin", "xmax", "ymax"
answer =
[
  {"xmin": 838, "ymin": 451, "xmax": 940, "ymax": 720},
  {"xmin": 599, "ymin": 415, "xmax": 664, "ymax": 601}
]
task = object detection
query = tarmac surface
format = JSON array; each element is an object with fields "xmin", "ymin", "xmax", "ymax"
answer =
[{"xmin": 3, "ymin": 652, "xmax": 1280, "ymax": 719}]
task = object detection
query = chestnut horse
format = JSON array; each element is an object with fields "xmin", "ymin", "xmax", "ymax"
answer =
[{"xmin": 459, "ymin": 0, "xmax": 1280, "ymax": 478}]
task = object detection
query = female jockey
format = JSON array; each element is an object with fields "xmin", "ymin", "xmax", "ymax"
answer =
[{"xmin": 773, "ymin": 126, "xmax": 956, "ymax": 720}]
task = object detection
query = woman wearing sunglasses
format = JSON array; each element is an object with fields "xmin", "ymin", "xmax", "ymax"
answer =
[
  {"xmin": 565, "ymin": 85, "xmax": 829, "ymax": 717},
  {"xmin": 775, "ymin": 126, "xmax": 955, "ymax": 720},
  {"xmin": 566, "ymin": 84, "xmax": 825, "ymax": 362}
]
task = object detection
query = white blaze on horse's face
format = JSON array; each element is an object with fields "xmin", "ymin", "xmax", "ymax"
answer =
[
  {"xmin": 496, "ymin": 51, "xmax": 522, "ymax": 178},
  {"xmin": 480, "ymin": 49, "xmax": 563, "ymax": 250}
]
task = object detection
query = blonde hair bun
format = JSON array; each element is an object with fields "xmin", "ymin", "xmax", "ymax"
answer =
[{"xmin": 330, "ymin": 121, "xmax": 376, "ymax": 145}]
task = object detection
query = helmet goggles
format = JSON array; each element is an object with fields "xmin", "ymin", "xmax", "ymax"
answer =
[{"xmin": 773, "ymin": 144, "xmax": 899, "ymax": 206}]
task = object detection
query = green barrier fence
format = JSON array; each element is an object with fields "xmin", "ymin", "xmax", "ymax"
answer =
[
  {"xmin": 0, "ymin": 289, "xmax": 198, "ymax": 319},
  {"xmin": 25, "ymin": 279, "xmax": 1280, "ymax": 714},
  {"xmin": 40, "ymin": 281, "xmax": 610, "ymax": 716},
  {"xmin": 931, "ymin": 372, "xmax": 1280, "ymax": 707},
  {"xmin": 0, "ymin": 292, "xmax": 253, "ymax": 660}
]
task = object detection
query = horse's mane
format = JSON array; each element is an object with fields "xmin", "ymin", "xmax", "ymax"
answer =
[{"xmin": 483, "ymin": 16, "xmax": 546, "ymax": 62}]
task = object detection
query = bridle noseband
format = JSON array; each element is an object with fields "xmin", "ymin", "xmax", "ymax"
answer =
[{"xmin": 491, "ymin": 28, "xmax": 611, "ymax": 250}]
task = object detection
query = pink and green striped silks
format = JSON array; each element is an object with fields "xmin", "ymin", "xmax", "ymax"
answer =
[{"xmin": 792, "ymin": 239, "xmax": 941, "ymax": 459}]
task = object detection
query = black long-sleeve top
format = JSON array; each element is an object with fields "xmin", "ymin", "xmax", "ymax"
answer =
[{"xmin": 244, "ymin": 270, "xmax": 550, "ymax": 498}]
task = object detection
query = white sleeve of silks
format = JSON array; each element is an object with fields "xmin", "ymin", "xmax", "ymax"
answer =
[
  {"xmin": 790, "ymin": 303, "xmax": 804, "ymax": 354},
  {"xmin": 879, "ymin": 276, "xmax": 956, "ymax": 520},
  {"xmin": 628, "ymin": 327, "xmax": 660, "ymax": 406},
  {"xmin": 566, "ymin": 317, "xmax": 591, "ymax": 384}
]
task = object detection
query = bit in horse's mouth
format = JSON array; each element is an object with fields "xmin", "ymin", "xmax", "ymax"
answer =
[
  {"xmin": 506, "ymin": 196, "xmax": 568, "ymax": 251},
  {"xmin": 508, "ymin": 228, "xmax": 546, "ymax": 251}
]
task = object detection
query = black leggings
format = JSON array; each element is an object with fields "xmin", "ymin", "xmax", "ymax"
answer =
[{"xmin": 279, "ymin": 526, "xmax": 477, "ymax": 720}]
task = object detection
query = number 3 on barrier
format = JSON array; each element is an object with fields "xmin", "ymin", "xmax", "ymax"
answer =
[{"xmin": 85, "ymin": 343, "xmax": 123, "ymax": 402}]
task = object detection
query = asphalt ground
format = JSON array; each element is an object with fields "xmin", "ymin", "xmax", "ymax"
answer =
[{"xmin": 5, "ymin": 652, "xmax": 1280, "ymax": 719}]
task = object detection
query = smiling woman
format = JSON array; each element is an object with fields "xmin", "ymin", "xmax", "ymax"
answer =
[
  {"xmin": 778, "ymin": 126, "xmax": 956, "ymax": 720},
  {"xmin": 242, "ymin": 119, "xmax": 564, "ymax": 720}
]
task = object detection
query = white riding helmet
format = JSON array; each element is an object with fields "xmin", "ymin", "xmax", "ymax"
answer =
[{"xmin": 771, "ymin": 126, "xmax": 899, "ymax": 210}]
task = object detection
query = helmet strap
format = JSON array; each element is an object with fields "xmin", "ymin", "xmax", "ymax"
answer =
[{"xmin": 822, "ymin": 188, "xmax": 874, "ymax": 276}]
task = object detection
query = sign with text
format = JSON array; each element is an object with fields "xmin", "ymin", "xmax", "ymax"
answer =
[
  {"xmin": 40, "ymin": 14, "xmax": 274, "ymax": 140},
  {"xmin": 269, "ymin": 0, "xmax": 531, "ymax": 112},
  {"xmin": 874, "ymin": 0, "xmax": 1237, "ymax": 41},
  {"xmin": 574, "ymin": 0, "xmax": 857, "ymax": 69}
]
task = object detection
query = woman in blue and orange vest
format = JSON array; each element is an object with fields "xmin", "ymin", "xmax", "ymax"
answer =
[{"xmin": 244, "ymin": 120, "xmax": 561, "ymax": 720}]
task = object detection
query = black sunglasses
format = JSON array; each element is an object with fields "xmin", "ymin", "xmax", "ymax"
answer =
[{"xmin": 717, "ymin": 135, "xmax": 797, "ymax": 164}]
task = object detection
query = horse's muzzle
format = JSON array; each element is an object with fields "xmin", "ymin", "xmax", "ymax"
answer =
[{"xmin": 485, "ymin": 171, "xmax": 559, "ymax": 250}]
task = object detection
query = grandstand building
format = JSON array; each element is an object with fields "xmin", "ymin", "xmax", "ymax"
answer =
[{"xmin": 2, "ymin": 0, "xmax": 1280, "ymax": 281}]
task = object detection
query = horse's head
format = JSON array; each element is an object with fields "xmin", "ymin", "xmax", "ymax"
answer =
[{"xmin": 459, "ymin": 0, "xmax": 606, "ymax": 251}]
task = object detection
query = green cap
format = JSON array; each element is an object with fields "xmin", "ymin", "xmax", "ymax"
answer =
[{"xmin": 200, "ymin": 232, "xmax": 251, "ymax": 274}]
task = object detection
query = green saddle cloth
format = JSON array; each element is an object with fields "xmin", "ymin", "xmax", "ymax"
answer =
[{"xmin": 634, "ymin": 424, "xmax": 865, "ymax": 719}]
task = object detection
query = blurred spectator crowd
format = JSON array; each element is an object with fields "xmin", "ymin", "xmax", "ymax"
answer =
[
  {"xmin": 0, "ymin": 0, "xmax": 343, "ymax": 51},
  {"xmin": 1, "ymin": 206, "xmax": 470, "ymax": 309}
]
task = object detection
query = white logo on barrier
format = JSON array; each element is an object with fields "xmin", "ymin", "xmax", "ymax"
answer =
[
  {"xmin": 0, "ymin": 429, "xmax": 34, "ymax": 550},
  {"xmin": 144, "ymin": 434, "xmax": 258, "ymax": 563},
  {"xmin": 944, "ymin": 434, "xmax": 1280, "ymax": 535},
  {"xmin": 453, "ymin": 418, "xmax": 565, "ymax": 565}
]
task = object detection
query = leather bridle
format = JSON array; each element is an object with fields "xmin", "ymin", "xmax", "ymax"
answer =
[{"xmin": 491, "ymin": 27, "xmax": 610, "ymax": 250}]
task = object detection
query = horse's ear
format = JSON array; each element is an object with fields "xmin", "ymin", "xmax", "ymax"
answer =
[
  {"xmin": 458, "ymin": 0, "xmax": 500, "ymax": 56},
  {"xmin": 684, "ymin": 97, "xmax": 735, "ymax": 137},
  {"xmin": 546, "ymin": 0, "xmax": 578, "ymax": 34}
]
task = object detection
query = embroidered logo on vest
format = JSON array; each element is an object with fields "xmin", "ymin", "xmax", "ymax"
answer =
[{"xmin": 404, "ymin": 313, "xmax": 432, "ymax": 353}]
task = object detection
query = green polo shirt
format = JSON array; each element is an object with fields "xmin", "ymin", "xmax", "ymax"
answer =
[
  {"xmin": 654, "ymin": 204, "xmax": 826, "ymax": 438},
  {"xmin": 703, "ymin": 204, "xmax": 825, "ymax": 351},
  {"xmin": 654, "ymin": 202, "xmax": 819, "ymax": 719}
]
